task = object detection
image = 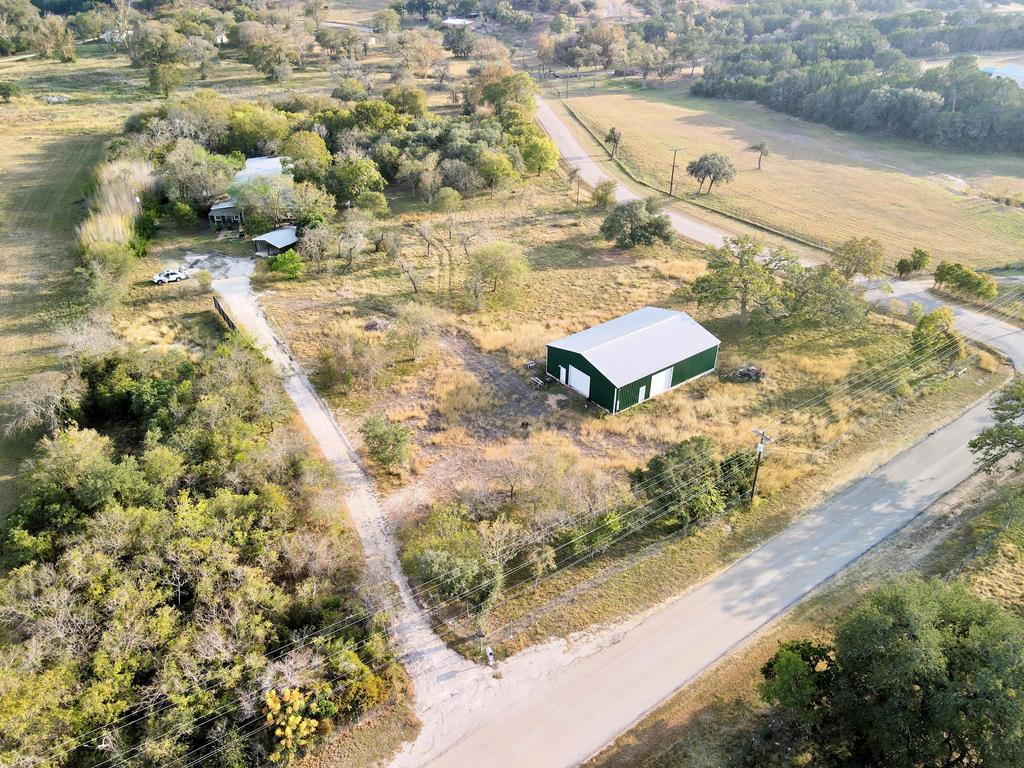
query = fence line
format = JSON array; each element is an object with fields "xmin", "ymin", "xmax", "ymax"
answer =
[{"xmin": 212, "ymin": 295, "xmax": 236, "ymax": 331}]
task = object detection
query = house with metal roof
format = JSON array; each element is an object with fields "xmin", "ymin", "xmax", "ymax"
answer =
[
  {"xmin": 208, "ymin": 157, "xmax": 285, "ymax": 228},
  {"xmin": 546, "ymin": 307, "xmax": 720, "ymax": 413},
  {"xmin": 252, "ymin": 225, "xmax": 298, "ymax": 256}
]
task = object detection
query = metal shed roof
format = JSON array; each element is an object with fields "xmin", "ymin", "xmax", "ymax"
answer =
[
  {"xmin": 234, "ymin": 156, "xmax": 284, "ymax": 183},
  {"xmin": 547, "ymin": 307, "xmax": 720, "ymax": 387},
  {"xmin": 252, "ymin": 225, "xmax": 298, "ymax": 249},
  {"xmin": 210, "ymin": 199, "xmax": 237, "ymax": 211}
]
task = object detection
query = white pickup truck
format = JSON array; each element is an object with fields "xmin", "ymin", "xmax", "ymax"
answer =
[{"xmin": 151, "ymin": 267, "xmax": 196, "ymax": 285}]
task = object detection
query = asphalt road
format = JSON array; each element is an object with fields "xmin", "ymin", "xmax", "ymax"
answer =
[{"xmin": 411, "ymin": 100, "xmax": 1024, "ymax": 768}]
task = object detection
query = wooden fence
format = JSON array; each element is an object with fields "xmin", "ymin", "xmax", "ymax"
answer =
[{"xmin": 213, "ymin": 295, "xmax": 236, "ymax": 331}]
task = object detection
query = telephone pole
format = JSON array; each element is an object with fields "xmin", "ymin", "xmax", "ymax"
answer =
[
  {"xmin": 668, "ymin": 147, "xmax": 683, "ymax": 197},
  {"xmin": 749, "ymin": 428, "xmax": 773, "ymax": 501}
]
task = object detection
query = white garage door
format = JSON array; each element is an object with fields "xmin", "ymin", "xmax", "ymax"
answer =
[
  {"xmin": 567, "ymin": 366, "xmax": 591, "ymax": 398},
  {"xmin": 650, "ymin": 367, "xmax": 673, "ymax": 396}
]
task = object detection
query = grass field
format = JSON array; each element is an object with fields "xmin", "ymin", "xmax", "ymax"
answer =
[
  {"xmin": 0, "ymin": 45, "xmax": 152, "ymax": 520},
  {"xmin": 254, "ymin": 169, "xmax": 1007, "ymax": 658},
  {"xmin": 325, "ymin": 0, "xmax": 390, "ymax": 25},
  {"xmin": 560, "ymin": 81, "xmax": 1024, "ymax": 268}
]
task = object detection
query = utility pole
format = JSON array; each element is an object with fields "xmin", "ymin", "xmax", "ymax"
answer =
[
  {"xmin": 749, "ymin": 428, "xmax": 773, "ymax": 502},
  {"xmin": 668, "ymin": 147, "xmax": 683, "ymax": 197}
]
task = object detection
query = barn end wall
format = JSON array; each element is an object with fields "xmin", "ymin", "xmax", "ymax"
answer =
[{"xmin": 545, "ymin": 346, "xmax": 617, "ymax": 411}]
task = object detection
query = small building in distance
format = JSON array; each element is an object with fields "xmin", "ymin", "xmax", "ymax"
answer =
[
  {"xmin": 208, "ymin": 156, "xmax": 284, "ymax": 228},
  {"xmin": 252, "ymin": 225, "xmax": 298, "ymax": 256},
  {"xmin": 441, "ymin": 17, "xmax": 475, "ymax": 27},
  {"xmin": 546, "ymin": 307, "xmax": 720, "ymax": 413}
]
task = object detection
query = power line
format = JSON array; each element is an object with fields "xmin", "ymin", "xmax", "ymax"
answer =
[{"xmin": 36, "ymin": 281, "xmax": 1024, "ymax": 767}]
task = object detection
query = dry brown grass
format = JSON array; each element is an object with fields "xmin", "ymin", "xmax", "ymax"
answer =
[
  {"xmin": 433, "ymin": 369, "xmax": 495, "ymax": 426},
  {"xmin": 561, "ymin": 85, "xmax": 1024, "ymax": 268}
]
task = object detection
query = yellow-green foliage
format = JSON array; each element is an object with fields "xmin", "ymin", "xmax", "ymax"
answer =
[{"xmin": 265, "ymin": 688, "xmax": 321, "ymax": 763}]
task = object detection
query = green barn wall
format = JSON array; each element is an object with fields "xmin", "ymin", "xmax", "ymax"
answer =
[
  {"xmin": 613, "ymin": 345, "xmax": 719, "ymax": 413},
  {"xmin": 545, "ymin": 347, "xmax": 617, "ymax": 411}
]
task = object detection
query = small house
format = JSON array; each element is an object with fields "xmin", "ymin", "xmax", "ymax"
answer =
[
  {"xmin": 208, "ymin": 156, "xmax": 285, "ymax": 228},
  {"xmin": 253, "ymin": 226, "xmax": 298, "ymax": 256},
  {"xmin": 441, "ymin": 17, "xmax": 475, "ymax": 27},
  {"xmin": 546, "ymin": 307, "xmax": 720, "ymax": 413},
  {"xmin": 208, "ymin": 199, "xmax": 241, "ymax": 228}
]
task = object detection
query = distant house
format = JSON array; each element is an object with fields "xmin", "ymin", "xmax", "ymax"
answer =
[
  {"xmin": 441, "ymin": 17, "xmax": 474, "ymax": 27},
  {"xmin": 208, "ymin": 156, "xmax": 284, "ymax": 228},
  {"xmin": 253, "ymin": 226, "xmax": 298, "ymax": 256},
  {"xmin": 546, "ymin": 307, "xmax": 720, "ymax": 413}
]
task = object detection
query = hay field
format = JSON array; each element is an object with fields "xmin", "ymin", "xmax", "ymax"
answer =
[{"xmin": 563, "ymin": 87, "xmax": 1024, "ymax": 268}]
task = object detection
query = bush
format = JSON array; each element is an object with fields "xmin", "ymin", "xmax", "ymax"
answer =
[
  {"xmin": 359, "ymin": 413, "xmax": 411, "ymax": 470},
  {"xmin": 315, "ymin": 327, "xmax": 391, "ymax": 392},
  {"xmin": 267, "ymin": 249, "xmax": 304, "ymax": 279},
  {"xmin": 332, "ymin": 77, "xmax": 369, "ymax": 101},
  {"xmin": 169, "ymin": 200, "xmax": 198, "ymax": 227},
  {"xmin": 355, "ymin": 190, "xmax": 389, "ymax": 216},
  {"xmin": 591, "ymin": 179, "xmax": 617, "ymax": 210}
]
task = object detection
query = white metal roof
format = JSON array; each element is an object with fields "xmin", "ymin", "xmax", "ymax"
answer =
[
  {"xmin": 252, "ymin": 226, "xmax": 298, "ymax": 250},
  {"xmin": 234, "ymin": 156, "xmax": 284, "ymax": 183},
  {"xmin": 442, "ymin": 17, "xmax": 473, "ymax": 25},
  {"xmin": 547, "ymin": 307, "xmax": 720, "ymax": 387}
]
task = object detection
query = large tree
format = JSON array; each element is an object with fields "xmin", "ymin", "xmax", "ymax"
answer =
[
  {"xmin": 970, "ymin": 378, "xmax": 1024, "ymax": 471},
  {"xmin": 160, "ymin": 139, "xmax": 237, "ymax": 207},
  {"xmin": 690, "ymin": 236, "xmax": 794, "ymax": 325},
  {"xmin": 758, "ymin": 578, "xmax": 1024, "ymax": 768},
  {"xmin": 599, "ymin": 199, "xmax": 673, "ymax": 249},
  {"xmin": 687, "ymin": 152, "xmax": 735, "ymax": 193},
  {"xmin": 831, "ymin": 236, "xmax": 885, "ymax": 280}
]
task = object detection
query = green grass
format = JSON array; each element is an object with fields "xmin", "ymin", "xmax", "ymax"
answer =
[
  {"xmin": 0, "ymin": 47, "xmax": 147, "ymax": 520},
  {"xmin": 556, "ymin": 78, "xmax": 1024, "ymax": 268}
]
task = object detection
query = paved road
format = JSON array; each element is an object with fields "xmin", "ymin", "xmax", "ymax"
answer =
[
  {"xmin": 535, "ymin": 97, "xmax": 729, "ymax": 247},
  {"xmin": 428, "ymin": 397, "xmax": 995, "ymax": 768},
  {"xmin": 409, "ymin": 101, "xmax": 1024, "ymax": 768}
]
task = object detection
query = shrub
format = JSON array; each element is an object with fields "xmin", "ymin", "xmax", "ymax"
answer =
[
  {"xmin": 360, "ymin": 413, "xmax": 411, "ymax": 470},
  {"xmin": 591, "ymin": 179, "xmax": 617, "ymax": 210},
  {"xmin": 332, "ymin": 77, "xmax": 369, "ymax": 101},
  {"xmin": 267, "ymin": 249, "xmax": 304, "ymax": 279},
  {"xmin": 355, "ymin": 190, "xmax": 389, "ymax": 216},
  {"xmin": 169, "ymin": 200, "xmax": 198, "ymax": 227},
  {"xmin": 600, "ymin": 200, "xmax": 673, "ymax": 249}
]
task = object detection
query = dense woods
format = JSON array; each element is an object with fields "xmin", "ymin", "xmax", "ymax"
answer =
[
  {"xmin": 0, "ymin": 336, "xmax": 397, "ymax": 766},
  {"xmin": 537, "ymin": 0, "xmax": 1024, "ymax": 153}
]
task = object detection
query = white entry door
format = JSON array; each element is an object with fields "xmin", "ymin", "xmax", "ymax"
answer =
[
  {"xmin": 650, "ymin": 367, "xmax": 673, "ymax": 396},
  {"xmin": 638, "ymin": 385, "xmax": 647, "ymax": 402},
  {"xmin": 559, "ymin": 365, "xmax": 567, "ymax": 384},
  {"xmin": 567, "ymin": 366, "xmax": 591, "ymax": 398}
]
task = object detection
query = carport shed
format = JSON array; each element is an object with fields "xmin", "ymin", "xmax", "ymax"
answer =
[{"xmin": 546, "ymin": 307, "xmax": 720, "ymax": 413}]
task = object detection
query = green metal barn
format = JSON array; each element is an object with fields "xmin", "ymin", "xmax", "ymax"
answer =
[{"xmin": 546, "ymin": 307, "xmax": 720, "ymax": 413}]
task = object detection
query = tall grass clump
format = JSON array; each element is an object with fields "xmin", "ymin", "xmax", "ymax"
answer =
[{"xmin": 77, "ymin": 159, "xmax": 157, "ymax": 290}]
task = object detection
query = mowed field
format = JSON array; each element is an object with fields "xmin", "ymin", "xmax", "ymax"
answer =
[
  {"xmin": 325, "ymin": 0, "xmax": 389, "ymax": 25},
  {"xmin": 563, "ymin": 85, "xmax": 1024, "ymax": 267},
  {"xmin": 0, "ymin": 46, "xmax": 150, "ymax": 518}
]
